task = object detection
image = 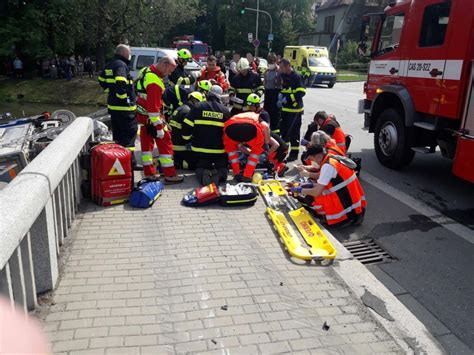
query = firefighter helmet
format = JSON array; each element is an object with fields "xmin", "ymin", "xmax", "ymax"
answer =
[
  {"xmin": 210, "ymin": 84, "xmax": 223, "ymax": 96},
  {"xmin": 246, "ymin": 93, "xmax": 261, "ymax": 106},
  {"xmin": 177, "ymin": 48, "xmax": 192, "ymax": 62},
  {"xmin": 188, "ymin": 91, "xmax": 205, "ymax": 102},
  {"xmin": 197, "ymin": 80, "xmax": 211, "ymax": 92},
  {"xmin": 236, "ymin": 58, "xmax": 250, "ymax": 71}
]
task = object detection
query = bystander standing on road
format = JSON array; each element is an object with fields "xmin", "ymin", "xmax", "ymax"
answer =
[{"xmin": 228, "ymin": 52, "xmax": 240, "ymax": 82}]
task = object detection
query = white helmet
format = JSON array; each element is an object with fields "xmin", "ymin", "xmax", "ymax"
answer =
[
  {"xmin": 236, "ymin": 58, "xmax": 250, "ymax": 71},
  {"xmin": 210, "ymin": 84, "xmax": 223, "ymax": 96}
]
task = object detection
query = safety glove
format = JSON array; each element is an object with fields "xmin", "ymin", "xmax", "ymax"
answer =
[
  {"xmin": 291, "ymin": 186, "xmax": 303, "ymax": 194},
  {"xmin": 155, "ymin": 129, "xmax": 165, "ymax": 139}
]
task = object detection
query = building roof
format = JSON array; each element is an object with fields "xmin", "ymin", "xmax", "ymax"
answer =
[{"xmin": 316, "ymin": 0, "xmax": 352, "ymax": 12}]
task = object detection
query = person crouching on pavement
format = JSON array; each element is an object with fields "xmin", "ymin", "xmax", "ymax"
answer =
[
  {"xmin": 300, "ymin": 130, "xmax": 345, "ymax": 166},
  {"xmin": 223, "ymin": 111, "xmax": 269, "ymax": 183},
  {"xmin": 135, "ymin": 56, "xmax": 184, "ymax": 183},
  {"xmin": 246, "ymin": 94, "xmax": 288, "ymax": 176},
  {"xmin": 308, "ymin": 111, "xmax": 349, "ymax": 155},
  {"xmin": 290, "ymin": 145, "xmax": 366, "ymax": 227},
  {"xmin": 182, "ymin": 85, "xmax": 231, "ymax": 185}
]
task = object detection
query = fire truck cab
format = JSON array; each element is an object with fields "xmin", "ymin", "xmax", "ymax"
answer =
[{"xmin": 359, "ymin": 0, "xmax": 474, "ymax": 183}]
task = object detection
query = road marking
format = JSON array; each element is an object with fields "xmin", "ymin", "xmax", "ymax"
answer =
[{"xmin": 360, "ymin": 171, "xmax": 474, "ymax": 244}]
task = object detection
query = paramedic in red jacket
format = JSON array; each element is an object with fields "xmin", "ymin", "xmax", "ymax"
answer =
[
  {"xmin": 135, "ymin": 56, "xmax": 184, "ymax": 183},
  {"xmin": 224, "ymin": 112, "xmax": 269, "ymax": 183},
  {"xmin": 197, "ymin": 55, "xmax": 229, "ymax": 91}
]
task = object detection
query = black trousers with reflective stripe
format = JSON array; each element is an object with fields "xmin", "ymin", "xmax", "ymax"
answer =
[
  {"xmin": 264, "ymin": 89, "xmax": 281, "ymax": 132},
  {"xmin": 110, "ymin": 111, "xmax": 137, "ymax": 149},
  {"xmin": 280, "ymin": 111, "xmax": 302, "ymax": 158}
]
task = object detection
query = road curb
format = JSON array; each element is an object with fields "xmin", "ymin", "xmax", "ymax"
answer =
[{"xmin": 323, "ymin": 227, "xmax": 446, "ymax": 354}]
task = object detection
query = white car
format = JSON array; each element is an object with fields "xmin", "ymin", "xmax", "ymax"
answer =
[{"xmin": 129, "ymin": 46, "xmax": 202, "ymax": 81}]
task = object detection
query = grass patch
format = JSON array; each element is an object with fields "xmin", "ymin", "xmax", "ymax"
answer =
[
  {"xmin": 0, "ymin": 77, "xmax": 107, "ymax": 106},
  {"xmin": 336, "ymin": 70, "xmax": 367, "ymax": 82}
]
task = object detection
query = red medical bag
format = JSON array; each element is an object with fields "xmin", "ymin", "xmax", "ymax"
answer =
[{"xmin": 90, "ymin": 143, "xmax": 132, "ymax": 206}]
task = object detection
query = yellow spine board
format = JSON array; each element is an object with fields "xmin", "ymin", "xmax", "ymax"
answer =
[
  {"xmin": 288, "ymin": 208, "xmax": 336, "ymax": 259},
  {"xmin": 259, "ymin": 180, "xmax": 337, "ymax": 261}
]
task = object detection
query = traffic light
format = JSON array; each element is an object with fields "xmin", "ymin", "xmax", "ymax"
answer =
[{"xmin": 239, "ymin": 0, "xmax": 246, "ymax": 15}]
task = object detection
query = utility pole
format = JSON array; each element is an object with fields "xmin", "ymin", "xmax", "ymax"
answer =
[
  {"xmin": 244, "ymin": 3, "xmax": 273, "ymax": 55},
  {"xmin": 255, "ymin": 0, "xmax": 260, "ymax": 57}
]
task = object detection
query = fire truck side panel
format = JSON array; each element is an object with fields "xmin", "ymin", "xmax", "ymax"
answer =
[
  {"xmin": 402, "ymin": 0, "xmax": 451, "ymax": 117},
  {"xmin": 439, "ymin": 1, "xmax": 474, "ymax": 119},
  {"xmin": 453, "ymin": 59, "xmax": 474, "ymax": 183}
]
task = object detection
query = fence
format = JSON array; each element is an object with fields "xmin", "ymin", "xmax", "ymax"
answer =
[{"xmin": 0, "ymin": 117, "xmax": 93, "ymax": 311}]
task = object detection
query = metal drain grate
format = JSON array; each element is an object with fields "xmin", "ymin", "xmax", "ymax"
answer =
[{"xmin": 342, "ymin": 239, "xmax": 396, "ymax": 265}]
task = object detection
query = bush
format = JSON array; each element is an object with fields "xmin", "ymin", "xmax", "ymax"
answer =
[{"xmin": 336, "ymin": 40, "xmax": 369, "ymax": 66}]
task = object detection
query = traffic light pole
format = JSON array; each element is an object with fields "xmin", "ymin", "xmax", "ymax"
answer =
[{"xmin": 244, "ymin": 6, "xmax": 273, "ymax": 54}]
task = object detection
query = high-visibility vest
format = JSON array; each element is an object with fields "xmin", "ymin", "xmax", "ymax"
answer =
[
  {"xmin": 312, "ymin": 155, "xmax": 366, "ymax": 225},
  {"xmin": 322, "ymin": 117, "xmax": 347, "ymax": 154}
]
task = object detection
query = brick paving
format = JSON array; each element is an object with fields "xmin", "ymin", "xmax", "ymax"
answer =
[{"xmin": 41, "ymin": 175, "xmax": 403, "ymax": 354}]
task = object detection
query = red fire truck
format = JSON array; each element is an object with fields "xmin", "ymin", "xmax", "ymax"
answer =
[
  {"xmin": 358, "ymin": 0, "xmax": 474, "ymax": 183},
  {"xmin": 172, "ymin": 35, "xmax": 210, "ymax": 63}
]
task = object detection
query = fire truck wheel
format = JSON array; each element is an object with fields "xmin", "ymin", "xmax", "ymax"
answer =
[{"xmin": 374, "ymin": 108, "xmax": 415, "ymax": 169}]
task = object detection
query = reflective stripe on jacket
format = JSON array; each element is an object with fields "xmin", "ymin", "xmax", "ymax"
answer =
[
  {"xmin": 280, "ymin": 71, "xmax": 305, "ymax": 113},
  {"xmin": 181, "ymin": 95, "xmax": 231, "ymax": 154},
  {"xmin": 98, "ymin": 55, "xmax": 136, "ymax": 112},
  {"xmin": 312, "ymin": 155, "xmax": 366, "ymax": 225},
  {"xmin": 135, "ymin": 65, "xmax": 166, "ymax": 129},
  {"xmin": 229, "ymin": 71, "xmax": 264, "ymax": 109}
]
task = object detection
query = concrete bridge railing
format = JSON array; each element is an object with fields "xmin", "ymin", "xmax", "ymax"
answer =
[{"xmin": 0, "ymin": 117, "xmax": 93, "ymax": 311}]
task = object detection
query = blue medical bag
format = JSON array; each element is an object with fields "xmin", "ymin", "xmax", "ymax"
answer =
[{"xmin": 129, "ymin": 179, "xmax": 164, "ymax": 208}]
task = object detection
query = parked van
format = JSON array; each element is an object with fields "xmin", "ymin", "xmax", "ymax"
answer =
[
  {"xmin": 129, "ymin": 47, "xmax": 202, "ymax": 80},
  {"xmin": 283, "ymin": 46, "xmax": 337, "ymax": 88}
]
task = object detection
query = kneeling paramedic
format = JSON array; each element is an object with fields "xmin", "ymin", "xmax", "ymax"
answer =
[
  {"xmin": 224, "ymin": 112, "xmax": 269, "ymax": 183},
  {"xmin": 169, "ymin": 91, "xmax": 205, "ymax": 169},
  {"xmin": 246, "ymin": 94, "xmax": 288, "ymax": 176},
  {"xmin": 311, "ymin": 111, "xmax": 349, "ymax": 154},
  {"xmin": 291, "ymin": 145, "xmax": 366, "ymax": 227},
  {"xmin": 182, "ymin": 85, "xmax": 231, "ymax": 185},
  {"xmin": 135, "ymin": 56, "xmax": 184, "ymax": 183}
]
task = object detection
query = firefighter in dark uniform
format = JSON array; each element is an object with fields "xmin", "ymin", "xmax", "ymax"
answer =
[
  {"xmin": 228, "ymin": 58, "xmax": 264, "ymax": 115},
  {"xmin": 278, "ymin": 58, "xmax": 306, "ymax": 162},
  {"xmin": 168, "ymin": 49, "xmax": 195, "ymax": 86},
  {"xmin": 169, "ymin": 91, "xmax": 205, "ymax": 169},
  {"xmin": 162, "ymin": 84, "xmax": 192, "ymax": 118},
  {"xmin": 98, "ymin": 44, "xmax": 137, "ymax": 156},
  {"xmin": 182, "ymin": 89, "xmax": 231, "ymax": 185}
]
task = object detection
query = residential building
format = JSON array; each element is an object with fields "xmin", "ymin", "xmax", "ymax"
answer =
[{"xmin": 299, "ymin": 0, "xmax": 385, "ymax": 55}]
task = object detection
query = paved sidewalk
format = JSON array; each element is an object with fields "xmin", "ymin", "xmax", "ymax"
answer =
[{"xmin": 41, "ymin": 176, "xmax": 404, "ymax": 354}]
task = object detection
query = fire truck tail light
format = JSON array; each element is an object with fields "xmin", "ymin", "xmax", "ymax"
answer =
[{"xmin": 363, "ymin": 82, "xmax": 368, "ymax": 94}]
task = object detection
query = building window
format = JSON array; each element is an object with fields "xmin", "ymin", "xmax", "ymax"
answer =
[
  {"xmin": 419, "ymin": 2, "xmax": 451, "ymax": 47},
  {"xmin": 324, "ymin": 16, "xmax": 335, "ymax": 33}
]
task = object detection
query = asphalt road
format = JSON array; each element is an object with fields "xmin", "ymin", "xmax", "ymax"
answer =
[{"xmin": 302, "ymin": 82, "xmax": 474, "ymax": 354}]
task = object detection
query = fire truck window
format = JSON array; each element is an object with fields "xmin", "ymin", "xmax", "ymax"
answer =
[
  {"xmin": 292, "ymin": 50, "xmax": 297, "ymax": 60},
  {"xmin": 129, "ymin": 55, "xmax": 135, "ymax": 70},
  {"xmin": 419, "ymin": 2, "xmax": 451, "ymax": 47},
  {"xmin": 136, "ymin": 55, "xmax": 154, "ymax": 70},
  {"xmin": 378, "ymin": 13, "xmax": 404, "ymax": 54}
]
